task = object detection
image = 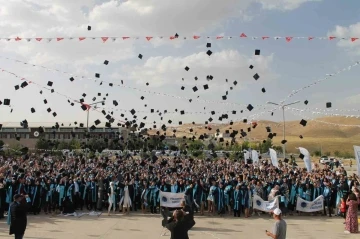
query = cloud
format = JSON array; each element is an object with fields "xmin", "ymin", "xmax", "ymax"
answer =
[
  {"xmin": 256, "ymin": 0, "xmax": 322, "ymax": 11},
  {"xmin": 328, "ymin": 22, "xmax": 360, "ymax": 54},
  {"xmin": 118, "ymin": 49, "xmax": 276, "ymax": 90}
]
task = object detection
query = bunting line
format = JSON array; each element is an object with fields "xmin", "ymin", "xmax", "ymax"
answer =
[
  {"xmin": 0, "ymin": 56, "xmax": 252, "ymax": 107},
  {"xmin": 287, "ymin": 107, "xmax": 360, "ymax": 118},
  {"xmin": 1, "ymin": 34, "xmax": 359, "ymax": 43}
]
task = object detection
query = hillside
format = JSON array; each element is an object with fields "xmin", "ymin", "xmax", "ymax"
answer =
[{"xmin": 150, "ymin": 117, "xmax": 360, "ymax": 154}]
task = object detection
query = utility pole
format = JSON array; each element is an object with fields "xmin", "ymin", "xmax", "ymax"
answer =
[{"xmin": 267, "ymin": 101, "xmax": 300, "ymax": 159}]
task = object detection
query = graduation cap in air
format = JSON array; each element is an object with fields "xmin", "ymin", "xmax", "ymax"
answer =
[
  {"xmin": 3, "ymin": 99, "xmax": 10, "ymax": 105},
  {"xmin": 266, "ymin": 126, "xmax": 271, "ymax": 132},
  {"xmin": 261, "ymin": 88, "xmax": 266, "ymax": 93},
  {"xmin": 268, "ymin": 133, "xmax": 274, "ymax": 139},
  {"xmin": 95, "ymin": 73, "xmax": 100, "ymax": 78},
  {"xmin": 138, "ymin": 54, "xmax": 143, "ymax": 59},
  {"xmin": 253, "ymin": 73, "xmax": 259, "ymax": 80},
  {"xmin": 281, "ymin": 139, "xmax": 287, "ymax": 144},
  {"xmin": 87, "ymin": 26, "xmax": 91, "ymax": 31},
  {"xmin": 181, "ymin": 86, "xmax": 185, "ymax": 90},
  {"xmin": 300, "ymin": 119, "xmax": 307, "ymax": 127},
  {"xmin": 31, "ymin": 108, "xmax": 35, "ymax": 113},
  {"xmin": 104, "ymin": 60, "xmax": 109, "ymax": 65},
  {"xmin": 222, "ymin": 95, "xmax": 227, "ymax": 100},
  {"xmin": 243, "ymin": 119, "xmax": 247, "ymax": 123},
  {"xmin": 185, "ymin": 66, "xmax": 190, "ymax": 71},
  {"xmin": 326, "ymin": 102, "xmax": 332, "ymax": 108},
  {"xmin": 299, "ymin": 153, "xmax": 304, "ymax": 159},
  {"xmin": 206, "ymin": 50, "xmax": 212, "ymax": 56},
  {"xmin": 255, "ymin": 49, "xmax": 260, "ymax": 55},
  {"xmin": 249, "ymin": 65, "xmax": 254, "ymax": 69},
  {"xmin": 203, "ymin": 84, "xmax": 209, "ymax": 90},
  {"xmin": 299, "ymin": 135, "xmax": 303, "ymax": 139},
  {"xmin": 69, "ymin": 77, "xmax": 74, "ymax": 82},
  {"xmin": 192, "ymin": 86, "xmax": 198, "ymax": 92},
  {"xmin": 47, "ymin": 81, "xmax": 53, "ymax": 87},
  {"xmin": 206, "ymin": 43, "xmax": 211, "ymax": 48},
  {"xmin": 247, "ymin": 104, "xmax": 254, "ymax": 111},
  {"xmin": 304, "ymin": 100, "xmax": 308, "ymax": 105},
  {"xmin": 21, "ymin": 82, "xmax": 28, "ymax": 88}
]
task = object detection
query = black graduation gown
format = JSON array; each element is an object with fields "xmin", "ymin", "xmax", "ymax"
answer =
[{"xmin": 9, "ymin": 202, "xmax": 28, "ymax": 235}]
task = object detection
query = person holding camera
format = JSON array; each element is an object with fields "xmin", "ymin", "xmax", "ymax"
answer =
[
  {"xmin": 165, "ymin": 209, "xmax": 192, "ymax": 239},
  {"xmin": 265, "ymin": 208, "xmax": 287, "ymax": 239},
  {"xmin": 8, "ymin": 194, "xmax": 30, "ymax": 239}
]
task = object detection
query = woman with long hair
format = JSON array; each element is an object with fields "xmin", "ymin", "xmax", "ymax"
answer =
[
  {"xmin": 107, "ymin": 182, "xmax": 116, "ymax": 216},
  {"xmin": 344, "ymin": 193, "xmax": 359, "ymax": 234}
]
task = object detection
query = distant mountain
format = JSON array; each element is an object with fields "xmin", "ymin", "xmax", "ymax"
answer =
[{"xmin": 149, "ymin": 117, "xmax": 360, "ymax": 154}]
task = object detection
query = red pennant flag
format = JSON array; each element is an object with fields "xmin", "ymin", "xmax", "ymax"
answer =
[
  {"xmin": 35, "ymin": 38, "xmax": 42, "ymax": 41},
  {"xmin": 329, "ymin": 36, "xmax": 336, "ymax": 40},
  {"xmin": 122, "ymin": 37, "xmax": 130, "ymax": 40},
  {"xmin": 193, "ymin": 35, "xmax": 200, "ymax": 39},
  {"xmin": 15, "ymin": 37, "xmax": 22, "ymax": 41},
  {"xmin": 351, "ymin": 37, "xmax": 359, "ymax": 42},
  {"xmin": 308, "ymin": 37, "xmax": 314, "ymax": 40},
  {"xmin": 146, "ymin": 36, "xmax": 153, "ymax": 41},
  {"xmin": 216, "ymin": 36, "xmax": 224, "ymax": 39},
  {"xmin": 240, "ymin": 33, "xmax": 247, "ymax": 38},
  {"xmin": 170, "ymin": 36, "xmax": 175, "ymax": 40},
  {"xmin": 57, "ymin": 38, "xmax": 64, "ymax": 41},
  {"xmin": 262, "ymin": 36, "xmax": 269, "ymax": 40},
  {"xmin": 79, "ymin": 37, "xmax": 86, "ymax": 41},
  {"xmin": 101, "ymin": 37, "xmax": 109, "ymax": 43},
  {"xmin": 285, "ymin": 37, "xmax": 293, "ymax": 42}
]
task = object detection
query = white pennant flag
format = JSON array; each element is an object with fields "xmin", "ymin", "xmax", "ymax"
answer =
[
  {"xmin": 299, "ymin": 147, "xmax": 312, "ymax": 172},
  {"xmin": 251, "ymin": 150, "xmax": 259, "ymax": 164},
  {"xmin": 269, "ymin": 148, "xmax": 278, "ymax": 168}
]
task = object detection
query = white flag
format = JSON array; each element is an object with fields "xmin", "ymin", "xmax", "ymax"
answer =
[
  {"xmin": 244, "ymin": 150, "xmax": 250, "ymax": 164},
  {"xmin": 253, "ymin": 195, "xmax": 279, "ymax": 212},
  {"xmin": 296, "ymin": 196, "xmax": 324, "ymax": 212},
  {"xmin": 159, "ymin": 191, "xmax": 184, "ymax": 208},
  {"xmin": 354, "ymin": 145, "xmax": 360, "ymax": 176},
  {"xmin": 269, "ymin": 148, "xmax": 278, "ymax": 168},
  {"xmin": 299, "ymin": 147, "xmax": 312, "ymax": 172},
  {"xmin": 252, "ymin": 150, "xmax": 259, "ymax": 164}
]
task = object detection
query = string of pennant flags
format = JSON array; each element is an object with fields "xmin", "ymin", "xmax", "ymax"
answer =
[
  {"xmin": 280, "ymin": 61, "xmax": 360, "ymax": 104},
  {"xmin": 0, "ymin": 56, "xmax": 250, "ymax": 107},
  {"xmin": 0, "ymin": 34, "xmax": 359, "ymax": 43},
  {"xmin": 287, "ymin": 107, "xmax": 360, "ymax": 118}
]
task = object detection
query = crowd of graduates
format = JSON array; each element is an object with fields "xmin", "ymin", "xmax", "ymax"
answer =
[{"xmin": 0, "ymin": 153, "xmax": 359, "ymax": 222}]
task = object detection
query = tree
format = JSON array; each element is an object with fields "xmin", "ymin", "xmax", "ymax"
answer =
[
  {"xmin": 313, "ymin": 150, "xmax": 321, "ymax": 157},
  {"xmin": 68, "ymin": 139, "xmax": 81, "ymax": 150},
  {"xmin": 35, "ymin": 138, "xmax": 50, "ymax": 150},
  {"xmin": 57, "ymin": 141, "xmax": 70, "ymax": 150},
  {"xmin": 241, "ymin": 141, "xmax": 250, "ymax": 150},
  {"xmin": 334, "ymin": 150, "xmax": 341, "ymax": 157},
  {"xmin": 324, "ymin": 151, "xmax": 331, "ymax": 157},
  {"xmin": 259, "ymin": 139, "xmax": 273, "ymax": 153},
  {"xmin": 188, "ymin": 140, "xmax": 204, "ymax": 151}
]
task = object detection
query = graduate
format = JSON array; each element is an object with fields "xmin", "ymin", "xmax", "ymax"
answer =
[
  {"xmin": 215, "ymin": 182, "xmax": 225, "ymax": 216},
  {"xmin": 233, "ymin": 185, "xmax": 241, "ymax": 217},
  {"xmin": 141, "ymin": 182, "xmax": 149, "ymax": 213},
  {"xmin": 107, "ymin": 181, "xmax": 116, "ymax": 215},
  {"xmin": 207, "ymin": 180, "xmax": 217, "ymax": 214},
  {"xmin": 184, "ymin": 182, "xmax": 193, "ymax": 209},
  {"xmin": 224, "ymin": 183, "xmax": 233, "ymax": 215},
  {"xmin": 44, "ymin": 179, "xmax": 55, "ymax": 214},
  {"xmin": 148, "ymin": 181, "xmax": 159, "ymax": 214},
  {"xmin": 30, "ymin": 180, "xmax": 42, "ymax": 215}
]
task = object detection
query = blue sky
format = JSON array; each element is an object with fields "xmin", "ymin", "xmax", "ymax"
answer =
[{"xmin": 0, "ymin": 0, "xmax": 360, "ymax": 129}]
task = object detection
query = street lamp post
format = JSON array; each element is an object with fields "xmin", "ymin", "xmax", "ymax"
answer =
[
  {"xmin": 85, "ymin": 100, "xmax": 105, "ymax": 159},
  {"xmin": 267, "ymin": 101, "xmax": 300, "ymax": 159}
]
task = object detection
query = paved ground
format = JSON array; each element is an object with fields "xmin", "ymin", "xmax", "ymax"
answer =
[{"xmin": 0, "ymin": 212, "xmax": 359, "ymax": 239}]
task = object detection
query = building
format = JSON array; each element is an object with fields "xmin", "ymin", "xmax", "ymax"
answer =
[{"xmin": 0, "ymin": 127, "xmax": 129, "ymax": 148}]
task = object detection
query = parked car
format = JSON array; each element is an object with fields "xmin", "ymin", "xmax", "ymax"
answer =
[{"xmin": 319, "ymin": 156, "xmax": 329, "ymax": 164}]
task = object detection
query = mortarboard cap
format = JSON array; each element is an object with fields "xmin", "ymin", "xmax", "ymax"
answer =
[
  {"xmin": 181, "ymin": 86, "xmax": 185, "ymax": 90},
  {"xmin": 87, "ymin": 26, "xmax": 91, "ymax": 30},
  {"xmin": 52, "ymin": 112, "xmax": 57, "ymax": 117},
  {"xmin": 31, "ymin": 108, "xmax": 35, "ymax": 113},
  {"xmin": 281, "ymin": 139, "xmax": 287, "ymax": 144},
  {"xmin": 206, "ymin": 50, "xmax": 212, "ymax": 56},
  {"xmin": 304, "ymin": 100, "xmax": 308, "ymax": 105},
  {"xmin": 185, "ymin": 66, "xmax": 190, "ymax": 71},
  {"xmin": 261, "ymin": 88, "xmax": 266, "ymax": 93},
  {"xmin": 69, "ymin": 77, "xmax": 74, "ymax": 82},
  {"xmin": 299, "ymin": 153, "xmax": 304, "ymax": 159},
  {"xmin": 104, "ymin": 60, "xmax": 109, "ymax": 65},
  {"xmin": 253, "ymin": 73, "xmax": 260, "ymax": 80},
  {"xmin": 44, "ymin": 99, "xmax": 47, "ymax": 104},
  {"xmin": 95, "ymin": 73, "xmax": 100, "ymax": 78},
  {"xmin": 192, "ymin": 86, "xmax": 198, "ymax": 92},
  {"xmin": 300, "ymin": 119, "xmax": 307, "ymax": 127},
  {"xmin": 4, "ymin": 99, "xmax": 10, "ymax": 105},
  {"xmin": 203, "ymin": 84, "xmax": 209, "ymax": 90},
  {"xmin": 138, "ymin": 54, "xmax": 143, "ymax": 59},
  {"xmin": 222, "ymin": 95, "xmax": 227, "ymax": 100},
  {"xmin": 21, "ymin": 82, "xmax": 28, "ymax": 88},
  {"xmin": 326, "ymin": 102, "xmax": 332, "ymax": 108},
  {"xmin": 255, "ymin": 49, "xmax": 260, "ymax": 55},
  {"xmin": 47, "ymin": 81, "xmax": 53, "ymax": 87},
  {"xmin": 247, "ymin": 104, "xmax": 254, "ymax": 111},
  {"xmin": 206, "ymin": 43, "xmax": 211, "ymax": 48},
  {"xmin": 249, "ymin": 65, "xmax": 254, "ymax": 69},
  {"xmin": 299, "ymin": 135, "xmax": 303, "ymax": 139}
]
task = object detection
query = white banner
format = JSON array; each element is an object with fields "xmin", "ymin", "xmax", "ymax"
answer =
[
  {"xmin": 269, "ymin": 148, "xmax": 279, "ymax": 168},
  {"xmin": 354, "ymin": 145, "xmax": 360, "ymax": 176},
  {"xmin": 299, "ymin": 147, "xmax": 312, "ymax": 172},
  {"xmin": 160, "ymin": 191, "xmax": 185, "ymax": 208},
  {"xmin": 252, "ymin": 150, "xmax": 259, "ymax": 164},
  {"xmin": 296, "ymin": 196, "xmax": 324, "ymax": 212},
  {"xmin": 244, "ymin": 150, "xmax": 250, "ymax": 164},
  {"xmin": 253, "ymin": 195, "xmax": 279, "ymax": 212}
]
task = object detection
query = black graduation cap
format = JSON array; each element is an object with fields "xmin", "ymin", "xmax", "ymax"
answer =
[
  {"xmin": 180, "ymin": 110, "xmax": 185, "ymax": 115},
  {"xmin": 255, "ymin": 49, "xmax": 260, "ymax": 55},
  {"xmin": 300, "ymin": 119, "xmax": 307, "ymax": 127},
  {"xmin": 95, "ymin": 73, "xmax": 100, "ymax": 78},
  {"xmin": 206, "ymin": 43, "xmax": 211, "ymax": 48},
  {"xmin": 261, "ymin": 88, "xmax": 266, "ymax": 93},
  {"xmin": 203, "ymin": 84, "xmax": 209, "ymax": 90},
  {"xmin": 94, "ymin": 119, "xmax": 101, "ymax": 125},
  {"xmin": 249, "ymin": 65, "xmax": 254, "ymax": 69},
  {"xmin": 181, "ymin": 86, "xmax": 185, "ymax": 90},
  {"xmin": 90, "ymin": 125, "xmax": 96, "ymax": 131},
  {"xmin": 21, "ymin": 82, "xmax": 28, "ymax": 88},
  {"xmin": 299, "ymin": 153, "xmax": 304, "ymax": 159},
  {"xmin": 253, "ymin": 73, "xmax": 260, "ymax": 80},
  {"xmin": 3, "ymin": 99, "xmax": 10, "ymax": 105},
  {"xmin": 138, "ymin": 54, "xmax": 143, "ymax": 59},
  {"xmin": 47, "ymin": 81, "xmax": 53, "ymax": 87},
  {"xmin": 113, "ymin": 100, "xmax": 118, "ymax": 106},
  {"xmin": 326, "ymin": 102, "xmax": 332, "ymax": 108},
  {"xmin": 247, "ymin": 104, "xmax": 254, "ymax": 111},
  {"xmin": 281, "ymin": 139, "xmax": 287, "ymax": 144},
  {"xmin": 81, "ymin": 105, "xmax": 88, "ymax": 111},
  {"xmin": 47, "ymin": 108, "xmax": 52, "ymax": 113},
  {"xmin": 240, "ymin": 131, "xmax": 247, "ymax": 137},
  {"xmin": 192, "ymin": 86, "xmax": 198, "ymax": 92},
  {"xmin": 51, "ymin": 89, "xmax": 55, "ymax": 93},
  {"xmin": 140, "ymin": 96, "xmax": 145, "ymax": 100},
  {"xmin": 69, "ymin": 77, "xmax": 74, "ymax": 82},
  {"xmin": 284, "ymin": 158, "xmax": 289, "ymax": 163},
  {"xmin": 266, "ymin": 126, "xmax": 271, "ymax": 132},
  {"xmin": 185, "ymin": 66, "xmax": 190, "ymax": 71},
  {"xmin": 130, "ymin": 109, "xmax": 136, "ymax": 115},
  {"xmin": 304, "ymin": 100, "xmax": 308, "ymax": 105},
  {"xmin": 103, "ymin": 60, "xmax": 109, "ymax": 65},
  {"xmin": 87, "ymin": 25, "xmax": 91, "ymax": 31},
  {"xmin": 222, "ymin": 95, "xmax": 227, "ymax": 100},
  {"xmin": 206, "ymin": 50, "xmax": 212, "ymax": 56},
  {"xmin": 79, "ymin": 123, "xmax": 84, "ymax": 127},
  {"xmin": 268, "ymin": 133, "xmax": 274, "ymax": 139},
  {"xmin": 179, "ymin": 121, "xmax": 182, "ymax": 125},
  {"xmin": 44, "ymin": 99, "xmax": 47, "ymax": 104},
  {"xmin": 52, "ymin": 112, "xmax": 57, "ymax": 117},
  {"xmin": 243, "ymin": 119, "xmax": 247, "ymax": 123},
  {"xmin": 146, "ymin": 82, "xmax": 149, "ymax": 86},
  {"xmin": 299, "ymin": 135, "xmax": 303, "ymax": 139},
  {"xmin": 233, "ymin": 81, "xmax": 237, "ymax": 86},
  {"xmin": 31, "ymin": 108, "xmax": 35, "ymax": 113},
  {"xmin": 109, "ymin": 83, "xmax": 113, "ymax": 87}
]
